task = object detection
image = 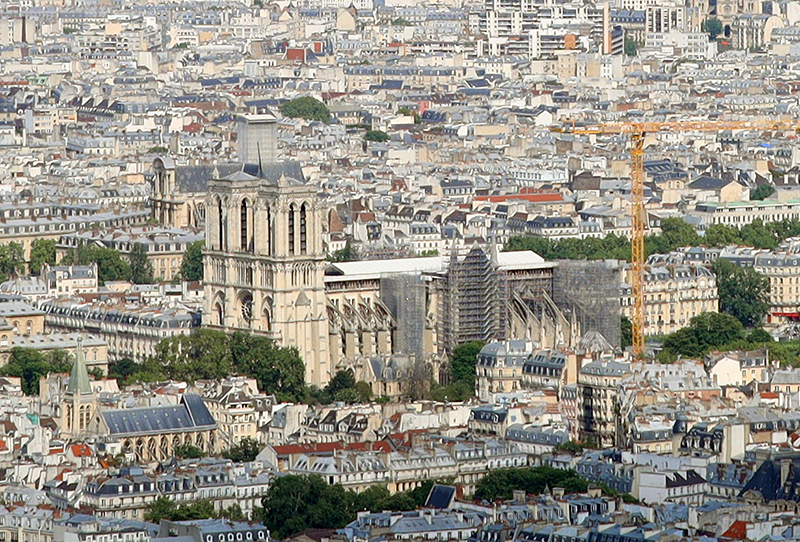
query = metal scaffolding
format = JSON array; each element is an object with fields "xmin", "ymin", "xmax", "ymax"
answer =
[
  {"xmin": 552, "ymin": 259, "xmax": 623, "ymax": 348},
  {"xmin": 380, "ymin": 274, "xmax": 427, "ymax": 362}
]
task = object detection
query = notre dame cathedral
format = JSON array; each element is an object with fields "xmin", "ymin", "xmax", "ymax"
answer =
[{"xmin": 203, "ymin": 114, "xmax": 331, "ymax": 386}]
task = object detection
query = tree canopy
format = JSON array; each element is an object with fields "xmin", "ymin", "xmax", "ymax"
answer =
[
  {"xmin": 364, "ymin": 130, "xmax": 389, "ymax": 142},
  {"xmin": 260, "ymin": 475, "xmax": 432, "ymax": 538},
  {"xmin": 129, "ymin": 243, "xmax": 155, "ymax": 284},
  {"xmin": 221, "ymin": 437, "xmax": 261, "ymax": 462},
  {"xmin": 0, "ymin": 348, "xmax": 73, "ymax": 395},
  {"xmin": 145, "ymin": 498, "xmax": 246, "ymax": 523},
  {"xmin": 61, "ymin": 244, "xmax": 131, "ymax": 285},
  {"xmin": 0, "ymin": 242, "xmax": 25, "ymax": 281},
  {"xmin": 429, "ymin": 341, "xmax": 484, "ymax": 402},
  {"xmin": 29, "ymin": 239, "xmax": 56, "ymax": 276},
  {"xmin": 712, "ymin": 259, "xmax": 770, "ymax": 327},
  {"xmin": 702, "ymin": 17, "xmax": 723, "ymax": 40},
  {"xmin": 751, "ymin": 184, "xmax": 776, "ymax": 201},
  {"xmin": 124, "ymin": 331, "xmax": 307, "ymax": 402},
  {"xmin": 661, "ymin": 312, "xmax": 745, "ymax": 359},
  {"xmin": 624, "ymin": 37, "xmax": 638, "ymax": 56},
  {"xmin": 181, "ymin": 241, "xmax": 204, "ymax": 281},
  {"xmin": 280, "ymin": 96, "xmax": 331, "ymax": 123},
  {"xmin": 475, "ymin": 467, "xmax": 589, "ymax": 500},
  {"xmin": 506, "ymin": 217, "xmax": 800, "ymax": 261}
]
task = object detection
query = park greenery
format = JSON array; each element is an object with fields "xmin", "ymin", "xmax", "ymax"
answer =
[
  {"xmin": 624, "ymin": 37, "xmax": 638, "ymax": 56},
  {"xmin": 702, "ymin": 17, "xmax": 724, "ymax": 40},
  {"xmin": 29, "ymin": 239, "xmax": 57, "ymax": 276},
  {"xmin": 259, "ymin": 474, "xmax": 437, "ymax": 538},
  {"xmin": 364, "ymin": 130, "xmax": 390, "ymax": 142},
  {"xmin": 0, "ymin": 242, "xmax": 25, "ymax": 281},
  {"xmin": 60, "ymin": 243, "xmax": 155, "ymax": 285},
  {"xmin": 174, "ymin": 437, "xmax": 262, "ymax": 462},
  {"xmin": 505, "ymin": 217, "xmax": 800, "ymax": 261},
  {"xmin": 429, "ymin": 340, "xmax": 485, "ymax": 402},
  {"xmin": 109, "ymin": 330, "xmax": 374, "ymax": 405},
  {"xmin": 474, "ymin": 466, "xmax": 638, "ymax": 503},
  {"xmin": 280, "ymin": 96, "xmax": 331, "ymax": 123},
  {"xmin": 712, "ymin": 259, "xmax": 770, "ymax": 327},
  {"xmin": 328, "ymin": 239, "xmax": 358, "ymax": 262},
  {"xmin": 145, "ymin": 498, "xmax": 247, "ymax": 523},
  {"xmin": 657, "ymin": 311, "xmax": 799, "ymax": 366},
  {"xmin": 181, "ymin": 241, "xmax": 204, "ymax": 281},
  {"xmin": 0, "ymin": 348, "xmax": 101, "ymax": 395},
  {"xmin": 751, "ymin": 184, "xmax": 776, "ymax": 200},
  {"xmin": 222, "ymin": 437, "xmax": 262, "ymax": 462}
]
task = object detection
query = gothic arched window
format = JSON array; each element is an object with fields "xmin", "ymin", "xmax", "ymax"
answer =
[
  {"xmin": 218, "ymin": 200, "xmax": 225, "ymax": 251},
  {"xmin": 288, "ymin": 203, "xmax": 296, "ymax": 255},
  {"xmin": 300, "ymin": 203, "xmax": 308, "ymax": 255},
  {"xmin": 240, "ymin": 200, "xmax": 252, "ymax": 252},
  {"xmin": 265, "ymin": 205, "xmax": 272, "ymax": 256}
]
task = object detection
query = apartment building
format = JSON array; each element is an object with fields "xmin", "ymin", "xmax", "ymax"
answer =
[{"xmin": 622, "ymin": 258, "xmax": 718, "ymax": 336}]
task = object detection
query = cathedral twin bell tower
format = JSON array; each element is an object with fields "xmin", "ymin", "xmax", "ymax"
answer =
[{"xmin": 203, "ymin": 114, "xmax": 330, "ymax": 386}]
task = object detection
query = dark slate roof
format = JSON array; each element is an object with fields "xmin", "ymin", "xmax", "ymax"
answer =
[
  {"xmin": 689, "ymin": 176, "xmax": 731, "ymax": 190},
  {"xmin": 740, "ymin": 458, "xmax": 800, "ymax": 501},
  {"xmin": 176, "ymin": 164, "xmax": 241, "ymax": 193},
  {"xmin": 425, "ymin": 485, "xmax": 456, "ymax": 509},
  {"xmin": 175, "ymin": 161, "xmax": 306, "ymax": 192},
  {"xmin": 102, "ymin": 394, "xmax": 216, "ymax": 436}
]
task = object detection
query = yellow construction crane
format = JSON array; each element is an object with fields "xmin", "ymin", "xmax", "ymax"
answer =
[{"xmin": 555, "ymin": 119, "xmax": 800, "ymax": 357}]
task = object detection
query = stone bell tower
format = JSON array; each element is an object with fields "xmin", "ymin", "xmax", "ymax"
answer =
[{"xmin": 203, "ymin": 113, "xmax": 330, "ymax": 386}]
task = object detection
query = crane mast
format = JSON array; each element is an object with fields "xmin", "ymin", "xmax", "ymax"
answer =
[{"xmin": 556, "ymin": 119, "xmax": 800, "ymax": 357}]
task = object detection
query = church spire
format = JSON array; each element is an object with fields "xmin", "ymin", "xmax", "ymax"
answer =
[{"xmin": 67, "ymin": 337, "xmax": 92, "ymax": 395}]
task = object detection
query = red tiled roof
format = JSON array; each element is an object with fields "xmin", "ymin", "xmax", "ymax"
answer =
[
  {"xmin": 71, "ymin": 444, "xmax": 92, "ymax": 457},
  {"xmin": 721, "ymin": 520, "xmax": 747, "ymax": 540}
]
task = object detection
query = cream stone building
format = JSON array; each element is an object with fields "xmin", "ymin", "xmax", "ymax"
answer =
[
  {"xmin": 622, "ymin": 258, "xmax": 718, "ymax": 336},
  {"xmin": 204, "ymin": 158, "xmax": 332, "ymax": 386}
]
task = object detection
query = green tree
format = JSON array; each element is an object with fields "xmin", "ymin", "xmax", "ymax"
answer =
[
  {"xmin": 702, "ymin": 17, "xmax": 724, "ymax": 40},
  {"xmin": 555, "ymin": 441, "xmax": 584, "ymax": 455},
  {"xmin": 747, "ymin": 328, "xmax": 773, "ymax": 343},
  {"xmin": 475, "ymin": 467, "xmax": 589, "ymax": 501},
  {"xmin": 328, "ymin": 239, "xmax": 358, "ymax": 262},
  {"xmin": 751, "ymin": 184, "xmax": 776, "ymax": 201},
  {"xmin": 704, "ymin": 224, "xmax": 742, "ymax": 246},
  {"xmin": 740, "ymin": 219, "xmax": 779, "ymax": 249},
  {"xmin": 148, "ymin": 146, "xmax": 169, "ymax": 154},
  {"xmin": 221, "ymin": 437, "xmax": 261, "ymax": 462},
  {"xmin": 61, "ymin": 244, "xmax": 130, "ymax": 284},
  {"xmin": 156, "ymin": 329, "xmax": 233, "ymax": 381},
  {"xmin": 364, "ymin": 130, "xmax": 389, "ymax": 142},
  {"xmin": 175, "ymin": 444, "xmax": 205, "ymax": 459},
  {"xmin": 0, "ymin": 242, "xmax": 25, "ymax": 280},
  {"xmin": 108, "ymin": 358, "xmax": 138, "ymax": 381},
  {"xmin": 326, "ymin": 369, "xmax": 356, "ymax": 396},
  {"xmin": 129, "ymin": 243, "xmax": 154, "ymax": 284},
  {"xmin": 0, "ymin": 348, "xmax": 73, "ymax": 395},
  {"xmin": 449, "ymin": 340, "xmax": 485, "ymax": 389},
  {"xmin": 29, "ymin": 239, "xmax": 56, "ymax": 276},
  {"xmin": 181, "ymin": 241, "xmax": 204, "ymax": 281},
  {"xmin": 354, "ymin": 381, "xmax": 373, "ymax": 402},
  {"xmin": 228, "ymin": 333, "xmax": 306, "ymax": 402},
  {"xmin": 624, "ymin": 36, "xmax": 638, "ymax": 56},
  {"xmin": 662, "ymin": 312, "xmax": 745, "ymax": 358},
  {"xmin": 713, "ymin": 259, "xmax": 771, "ymax": 327},
  {"xmin": 261, "ymin": 475, "xmax": 353, "ymax": 538},
  {"xmin": 144, "ymin": 497, "xmax": 178, "ymax": 523},
  {"xmin": 280, "ymin": 96, "xmax": 331, "ymax": 123},
  {"xmin": 621, "ymin": 316, "xmax": 632, "ymax": 349}
]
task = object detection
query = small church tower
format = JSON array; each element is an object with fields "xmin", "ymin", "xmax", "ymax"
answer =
[{"xmin": 61, "ymin": 339, "xmax": 96, "ymax": 440}]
